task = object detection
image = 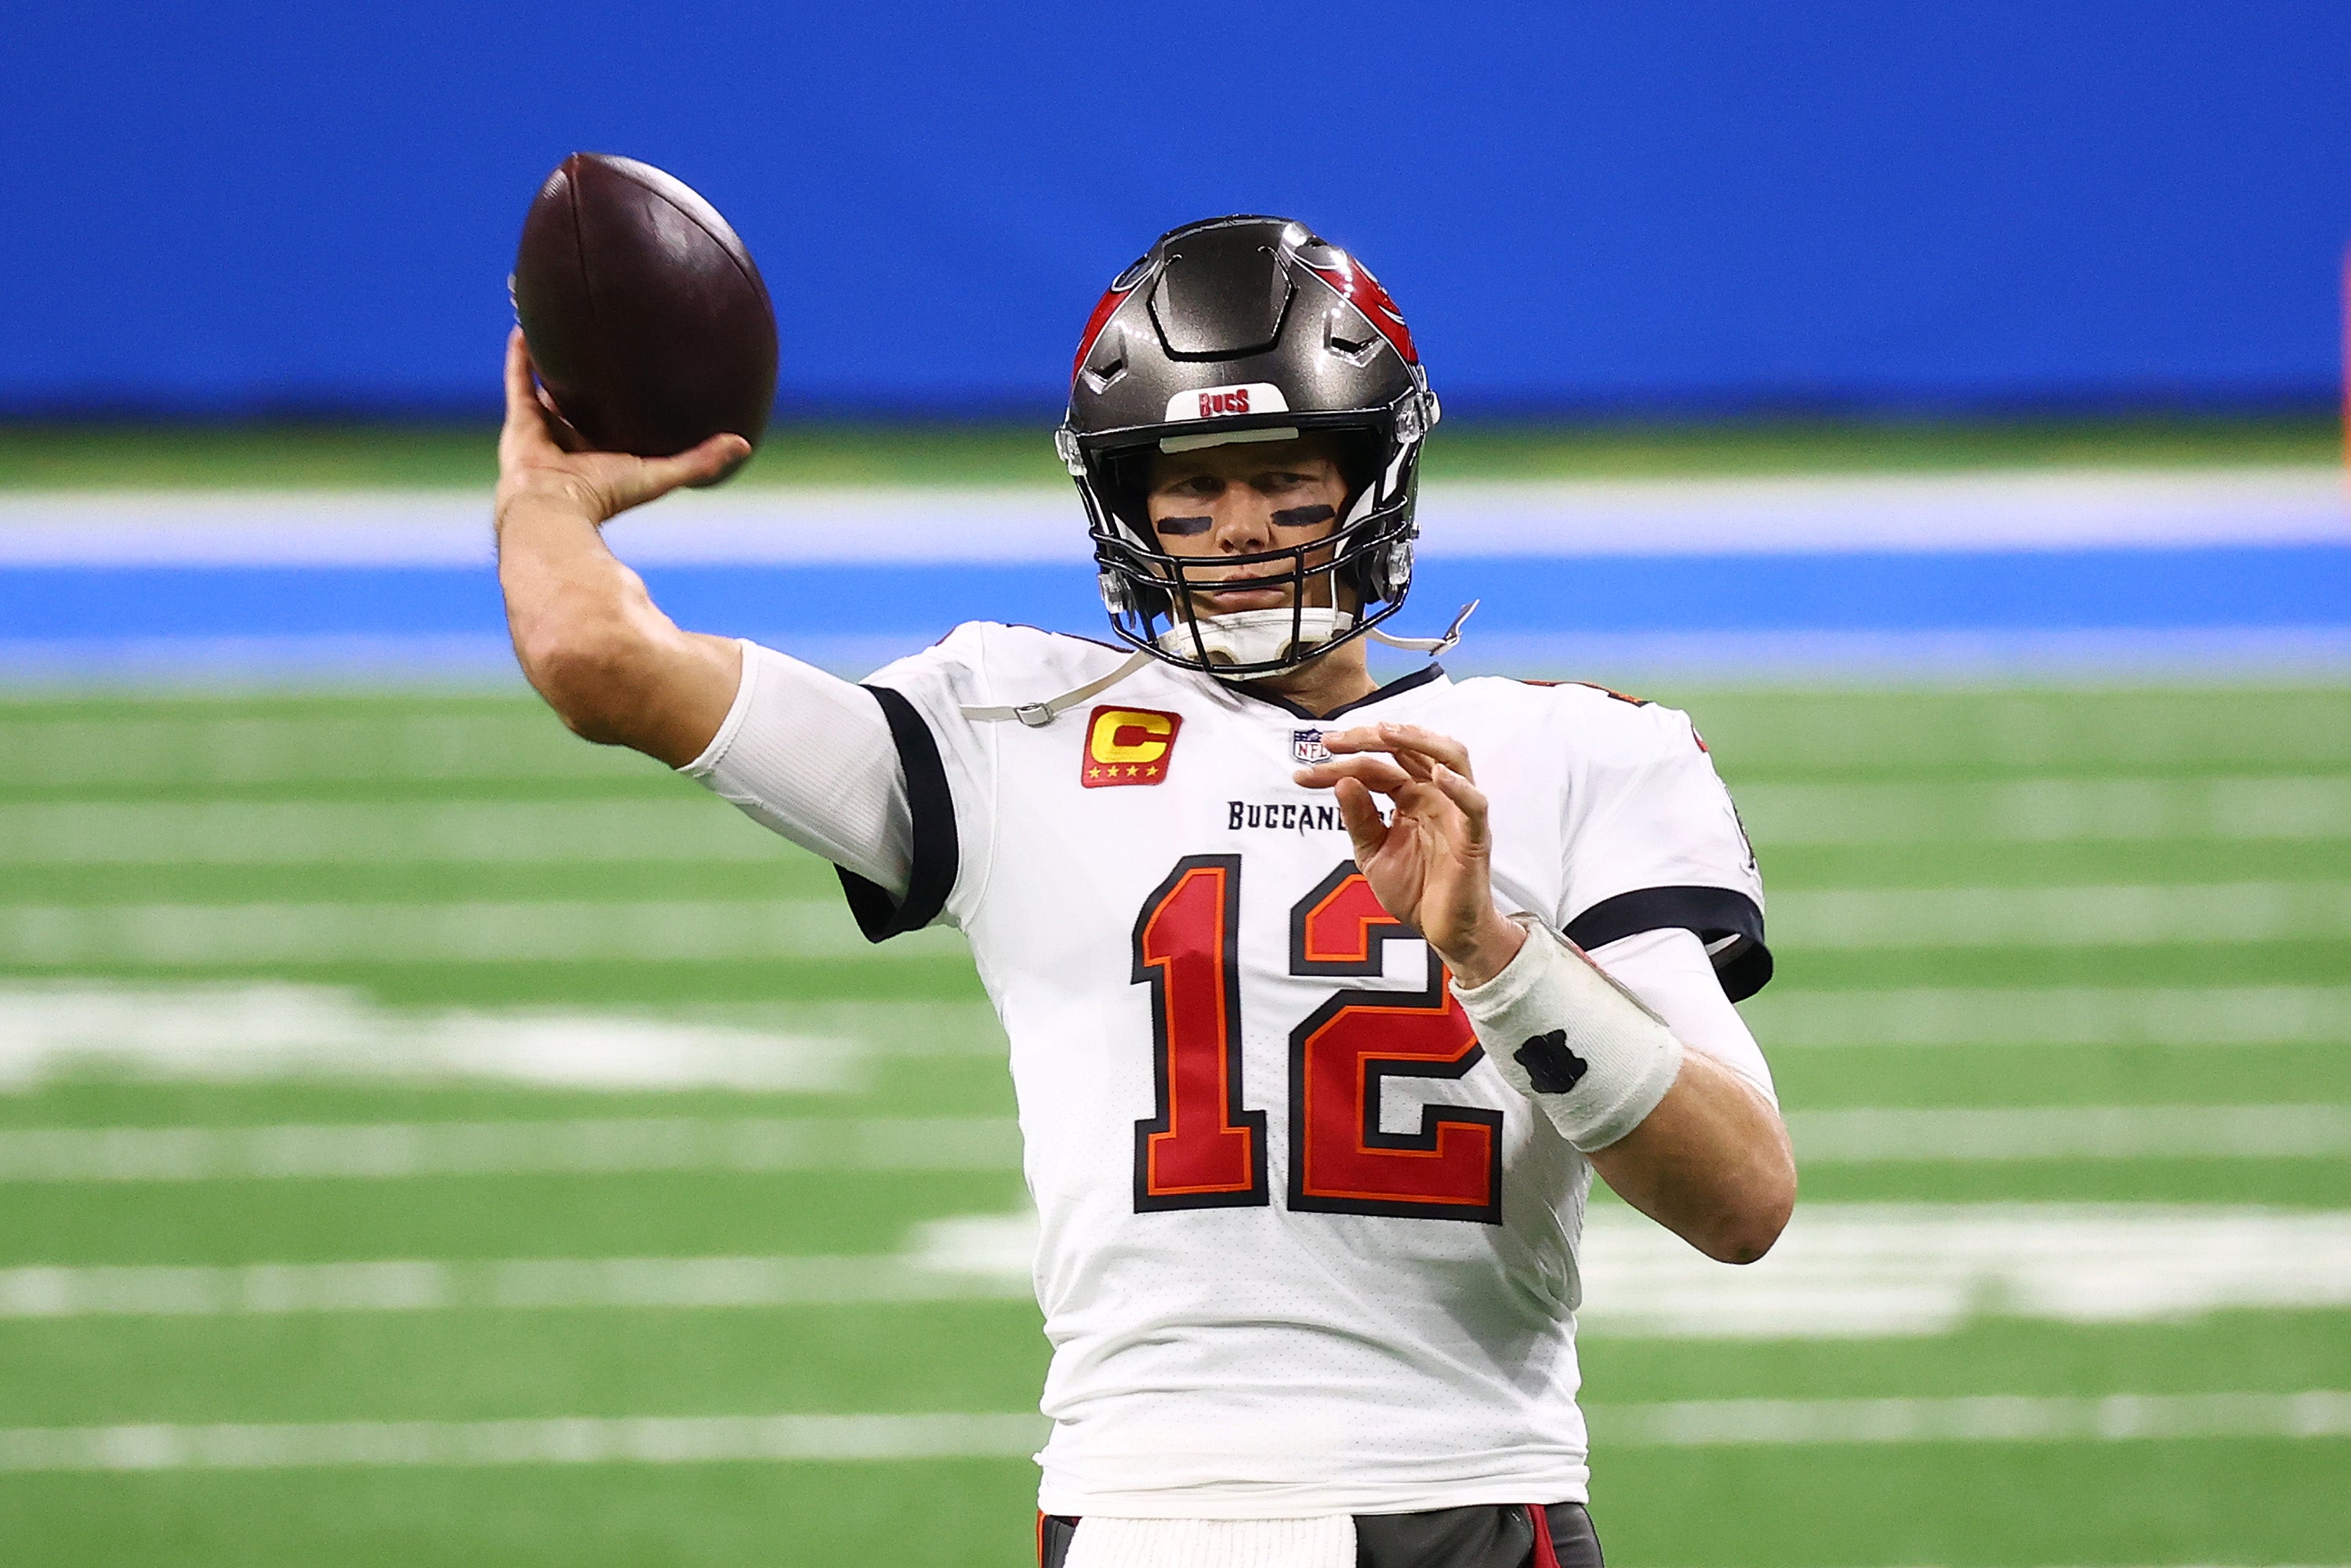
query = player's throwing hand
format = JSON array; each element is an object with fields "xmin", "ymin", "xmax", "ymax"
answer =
[
  {"xmin": 1295, "ymin": 721, "xmax": 1529, "ymax": 987},
  {"xmin": 495, "ymin": 328, "xmax": 748, "ymax": 529}
]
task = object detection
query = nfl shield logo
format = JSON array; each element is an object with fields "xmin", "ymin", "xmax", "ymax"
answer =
[{"xmin": 1292, "ymin": 729, "xmax": 1331, "ymax": 764}]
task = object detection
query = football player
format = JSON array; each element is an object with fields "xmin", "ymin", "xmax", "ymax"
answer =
[{"xmin": 495, "ymin": 215, "xmax": 1795, "ymax": 1568}]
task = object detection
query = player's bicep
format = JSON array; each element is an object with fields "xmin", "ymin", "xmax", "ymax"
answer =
[{"xmin": 629, "ymin": 629, "xmax": 747, "ymax": 768}]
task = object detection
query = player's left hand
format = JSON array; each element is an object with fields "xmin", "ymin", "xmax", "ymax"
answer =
[{"xmin": 1295, "ymin": 722, "xmax": 1528, "ymax": 987}]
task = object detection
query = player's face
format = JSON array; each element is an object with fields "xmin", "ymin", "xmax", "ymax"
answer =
[{"xmin": 1143, "ymin": 437, "xmax": 1351, "ymax": 616}]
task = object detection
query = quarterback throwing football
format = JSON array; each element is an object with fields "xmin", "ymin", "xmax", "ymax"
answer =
[{"xmin": 495, "ymin": 216, "xmax": 1796, "ymax": 1568}]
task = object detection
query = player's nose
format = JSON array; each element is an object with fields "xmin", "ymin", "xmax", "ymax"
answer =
[{"xmin": 1212, "ymin": 496, "xmax": 1276, "ymax": 554}]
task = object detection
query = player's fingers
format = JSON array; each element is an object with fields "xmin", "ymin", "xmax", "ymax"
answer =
[
  {"xmin": 500, "ymin": 331, "xmax": 555, "ymax": 454},
  {"xmin": 1332, "ymin": 776, "xmax": 1388, "ymax": 862},
  {"xmin": 502, "ymin": 328, "xmax": 534, "ymax": 416},
  {"xmin": 632, "ymin": 434, "xmax": 754, "ymax": 500},
  {"xmin": 1294, "ymin": 753, "xmax": 1413, "ymax": 794},
  {"xmin": 1430, "ymin": 764, "xmax": 1491, "ymax": 854},
  {"xmin": 1315, "ymin": 725, "xmax": 1383, "ymax": 755},
  {"xmin": 1374, "ymin": 723, "xmax": 1474, "ymax": 782}
]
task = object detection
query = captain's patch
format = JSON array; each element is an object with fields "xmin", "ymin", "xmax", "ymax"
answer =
[{"xmin": 1083, "ymin": 706, "xmax": 1182, "ymax": 788}]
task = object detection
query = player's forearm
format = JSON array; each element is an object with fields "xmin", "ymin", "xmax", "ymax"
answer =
[
  {"xmin": 1585, "ymin": 1054, "xmax": 1795, "ymax": 1264},
  {"xmin": 1453, "ymin": 916, "xmax": 1794, "ymax": 1261},
  {"xmin": 495, "ymin": 486, "xmax": 734, "ymax": 760}
]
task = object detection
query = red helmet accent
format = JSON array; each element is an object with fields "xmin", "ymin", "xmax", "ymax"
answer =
[
  {"xmin": 1071, "ymin": 286, "xmax": 1132, "ymax": 383},
  {"xmin": 1301, "ymin": 254, "xmax": 1418, "ymax": 365}
]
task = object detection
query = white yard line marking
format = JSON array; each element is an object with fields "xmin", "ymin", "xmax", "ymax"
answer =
[
  {"xmin": 1577, "ymin": 1203, "xmax": 2351, "ymax": 1337},
  {"xmin": 1744, "ymin": 985, "xmax": 2351, "ymax": 1047},
  {"xmin": 0, "ymin": 979, "xmax": 2329, "ymax": 1098},
  {"xmin": 0, "ymin": 1117, "xmax": 1024, "ymax": 1182},
  {"xmin": 0, "ymin": 713, "xmax": 632, "ymax": 788},
  {"xmin": 0, "ymin": 900, "xmax": 965, "ymax": 965},
  {"xmin": 0, "ymin": 1412, "xmax": 1050, "ymax": 1472},
  {"xmin": 1769, "ymin": 881, "xmax": 2351, "ymax": 948},
  {"xmin": 0, "ymin": 982, "xmax": 1007, "ymax": 1093},
  {"xmin": 2, "ymin": 1391, "xmax": 2343, "ymax": 1472},
  {"xmin": 5, "ymin": 780, "xmax": 2339, "ymax": 865},
  {"xmin": 1736, "ymin": 776, "xmax": 2351, "ymax": 844},
  {"xmin": 9, "ymin": 884, "xmax": 2326, "ymax": 965},
  {"xmin": 0, "ymin": 800, "xmax": 789, "ymax": 865},
  {"xmin": 6, "ymin": 1206, "xmax": 2347, "ymax": 1338},
  {"xmin": 0, "ymin": 982, "xmax": 861, "ymax": 1094},
  {"xmin": 1786, "ymin": 1105, "xmax": 2351, "ymax": 1161},
  {"xmin": 1597, "ymin": 1391, "xmax": 2351, "ymax": 1447},
  {"xmin": 4, "ymin": 1105, "xmax": 2335, "ymax": 1184},
  {"xmin": 0, "ymin": 1252, "xmax": 1031, "ymax": 1319}
]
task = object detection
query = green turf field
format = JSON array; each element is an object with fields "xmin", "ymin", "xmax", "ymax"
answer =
[
  {"xmin": 0, "ymin": 685, "xmax": 2346, "ymax": 1566},
  {"xmin": 0, "ymin": 412, "xmax": 2336, "ymax": 488}
]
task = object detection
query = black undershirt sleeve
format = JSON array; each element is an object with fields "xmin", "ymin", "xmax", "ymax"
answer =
[{"xmin": 1562, "ymin": 885, "xmax": 1773, "ymax": 1001}]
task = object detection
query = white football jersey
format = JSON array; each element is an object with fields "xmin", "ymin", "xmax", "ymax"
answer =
[{"xmin": 740, "ymin": 623, "xmax": 1768, "ymax": 1517}]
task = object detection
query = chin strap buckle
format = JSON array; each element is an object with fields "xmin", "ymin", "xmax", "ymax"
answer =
[{"xmin": 1367, "ymin": 600, "xmax": 1478, "ymax": 657}]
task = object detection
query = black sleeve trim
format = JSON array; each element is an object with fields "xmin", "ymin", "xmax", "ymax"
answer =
[
  {"xmin": 833, "ymin": 684, "xmax": 960, "ymax": 942},
  {"xmin": 1563, "ymin": 884, "xmax": 1774, "ymax": 1002}
]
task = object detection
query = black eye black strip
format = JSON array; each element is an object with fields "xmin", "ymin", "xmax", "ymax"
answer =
[
  {"xmin": 1272, "ymin": 504, "xmax": 1337, "ymax": 528},
  {"xmin": 1154, "ymin": 515, "xmax": 1213, "ymax": 536}
]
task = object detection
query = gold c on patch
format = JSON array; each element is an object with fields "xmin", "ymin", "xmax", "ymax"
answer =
[{"xmin": 1081, "ymin": 704, "xmax": 1182, "ymax": 787}]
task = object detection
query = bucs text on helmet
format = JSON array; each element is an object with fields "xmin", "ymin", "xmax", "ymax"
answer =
[{"xmin": 1057, "ymin": 216, "xmax": 1442, "ymax": 680}]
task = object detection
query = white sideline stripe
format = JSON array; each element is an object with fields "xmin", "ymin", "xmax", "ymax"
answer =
[
  {"xmin": 1596, "ymin": 1391, "xmax": 2351, "ymax": 1447},
  {"xmin": 15, "ymin": 629, "xmax": 2351, "ymax": 688},
  {"xmin": 1448, "ymin": 630, "xmax": 2351, "ymax": 684},
  {"xmin": 2, "ymin": 1392, "xmax": 2344, "ymax": 1472},
  {"xmin": 1736, "ymin": 776, "xmax": 2351, "ymax": 844},
  {"xmin": 1745, "ymin": 985, "xmax": 2351, "ymax": 1047},
  {"xmin": 7, "ymin": 1206, "xmax": 2347, "ymax": 1338},
  {"xmin": 0, "ymin": 800, "xmax": 793, "ymax": 865},
  {"xmin": 2, "ymin": 470, "xmax": 2337, "ymax": 564},
  {"xmin": 1769, "ymin": 880, "xmax": 2351, "ymax": 948},
  {"xmin": 0, "ymin": 1117, "xmax": 1025, "ymax": 1182},
  {"xmin": 0, "ymin": 900, "xmax": 966, "ymax": 965},
  {"xmin": 0, "ymin": 983, "xmax": 1007, "ymax": 1093},
  {"xmin": 1787, "ymin": 1105, "xmax": 2351, "ymax": 1161}
]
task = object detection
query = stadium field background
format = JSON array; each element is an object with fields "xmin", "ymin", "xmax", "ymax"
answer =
[
  {"xmin": 0, "ymin": 413, "xmax": 2338, "ymax": 488},
  {"xmin": 0, "ymin": 416, "xmax": 2345, "ymax": 1565}
]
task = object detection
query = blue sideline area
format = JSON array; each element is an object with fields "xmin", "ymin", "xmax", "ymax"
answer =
[{"xmin": 4, "ymin": 546, "xmax": 2347, "ymax": 684}]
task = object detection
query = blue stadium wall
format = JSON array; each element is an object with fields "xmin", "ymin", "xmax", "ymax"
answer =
[{"xmin": 2, "ymin": 1, "xmax": 2346, "ymax": 416}]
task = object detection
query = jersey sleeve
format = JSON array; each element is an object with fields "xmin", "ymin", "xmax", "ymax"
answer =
[
  {"xmin": 680, "ymin": 640, "xmax": 912, "ymax": 895},
  {"xmin": 1556, "ymin": 697, "xmax": 1772, "ymax": 1001},
  {"xmin": 1589, "ymin": 927, "xmax": 1776, "ymax": 1101},
  {"xmin": 836, "ymin": 622, "xmax": 1002, "ymax": 938}
]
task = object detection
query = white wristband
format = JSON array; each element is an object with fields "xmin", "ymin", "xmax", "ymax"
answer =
[{"xmin": 1452, "ymin": 915, "xmax": 1685, "ymax": 1151}]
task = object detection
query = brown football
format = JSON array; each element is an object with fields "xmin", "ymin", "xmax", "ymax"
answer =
[{"xmin": 512, "ymin": 153, "xmax": 777, "ymax": 477}]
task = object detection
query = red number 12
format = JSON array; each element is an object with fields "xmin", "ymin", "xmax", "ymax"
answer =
[{"xmin": 1132, "ymin": 855, "xmax": 1500, "ymax": 1223}]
